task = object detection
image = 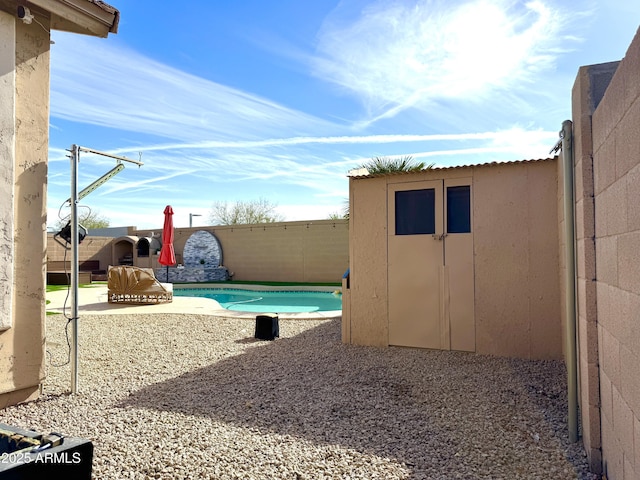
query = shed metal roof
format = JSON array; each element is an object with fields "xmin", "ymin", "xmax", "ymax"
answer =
[{"xmin": 347, "ymin": 157, "xmax": 556, "ymax": 179}]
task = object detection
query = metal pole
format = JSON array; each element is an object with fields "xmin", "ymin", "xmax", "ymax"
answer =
[
  {"xmin": 189, "ymin": 213, "xmax": 201, "ymax": 228},
  {"xmin": 78, "ymin": 146, "xmax": 143, "ymax": 166},
  {"xmin": 65, "ymin": 145, "xmax": 143, "ymax": 395},
  {"xmin": 561, "ymin": 120, "xmax": 578, "ymax": 443},
  {"xmin": 70, "ymin": 144, "xmax": 80, "ymax": 394}
]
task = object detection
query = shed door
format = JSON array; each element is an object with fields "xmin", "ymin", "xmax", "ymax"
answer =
[
  {"xmin": 388, "ymin": 181, "xmax": 443, "ymax": 349},
  {"xmin": 388, "ymin": 179, "xmax": 474, "ymax": 351}
]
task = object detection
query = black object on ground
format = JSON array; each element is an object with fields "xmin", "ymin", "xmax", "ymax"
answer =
[{"xmin": 255, "ymin": 314, "xmax": 279, "ymax": 340}]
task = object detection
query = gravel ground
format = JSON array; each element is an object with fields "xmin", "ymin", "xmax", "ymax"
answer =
[{"xmin": 0, "ymin": 313, "xmax": 598, "ymax": 479}]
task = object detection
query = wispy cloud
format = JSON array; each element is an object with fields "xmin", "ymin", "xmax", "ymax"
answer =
[
  {"xmin": 50, "ymin": 34, "xmax": 335, "ymax": 143},
  {"xmin": 108, "ymin": 129, "xmax": 552, "ymax": 152},
  {"xmin": 46, "ymin": 3, "xmax": 570, "ymax": 229},
  {"xmin": 312, "ymin": 0, "xmax": 579, "ymax": 121},
  {"xmin": 48, "ymin": 127, "xmax": 555, "ymax": 199},
  {"xmin": 93, "ymin": 126, "xmax": 555, "ymax": 189}
]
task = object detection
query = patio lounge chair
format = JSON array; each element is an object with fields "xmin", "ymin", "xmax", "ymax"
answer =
[{"xmin": 107, "ymin": 265, "xmax": 173, "ymax": 304}]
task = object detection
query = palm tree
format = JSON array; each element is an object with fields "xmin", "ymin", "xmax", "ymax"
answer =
[
  {"xmin": 343, "ymin": 156, "xmax": 434, "ymax": 219},
  {"xmin": 359, "ymin": 155, "xmax": 433, "ymax": 174}
]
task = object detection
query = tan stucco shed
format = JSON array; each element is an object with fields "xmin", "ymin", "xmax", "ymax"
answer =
[{"xmin": 342, "ymin": 158, "xmax": 562, "ymax": 360}]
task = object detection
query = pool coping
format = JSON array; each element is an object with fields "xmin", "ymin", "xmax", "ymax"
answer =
[{"xmin": 173, "ymin": 283, "xmax": 341, "ymax": 292}]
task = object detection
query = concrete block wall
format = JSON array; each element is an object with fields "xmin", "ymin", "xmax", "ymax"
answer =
[
  {"xmin": 50, "ymin": 219, "xmax": 350, "ymax": 285},
  {"xmin": 163, "ymin": 219, "xmax": 349, "ymax": 284},
  {"xmin": 591, "ymin": 34, "xmax": 640, "ymax": 479},
  {"xmin": 47, "ymin": 220, "xmax": 349, "ymax": 283},
  {"xmin": 573, "ymin": 26, "xmax": 640, "ymax": 479},
  {"xmin": 47, "ymin": 234, "xmax": 113, "ymax": 271},
  {"xmin": 571, "ymin": 61, "xmax": 618, "ymax": 474}
]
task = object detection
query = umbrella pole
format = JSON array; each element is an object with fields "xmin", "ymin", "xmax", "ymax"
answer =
[{"xmin": 166, "ymin": 265, "xmax": 169, "ymax": 282}]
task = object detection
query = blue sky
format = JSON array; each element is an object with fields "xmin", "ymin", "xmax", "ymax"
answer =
[{"xmin": 47, "ymin": 0, "xmax": 640, "ymax": 230}]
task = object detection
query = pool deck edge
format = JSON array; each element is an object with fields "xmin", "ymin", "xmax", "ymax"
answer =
[{"xmin": 46, "ymin": 284, "xmax": 342, "ymax": 320}]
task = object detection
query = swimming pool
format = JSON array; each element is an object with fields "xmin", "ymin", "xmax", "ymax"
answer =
[{"xmin": 174, "ymin": 287, "xmax": 342, "ymax": 313}]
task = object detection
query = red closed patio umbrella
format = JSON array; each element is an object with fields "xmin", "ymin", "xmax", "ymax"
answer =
[{"xmin": 159, "ymin": 205, "xmax": 176, "ymax": 282}]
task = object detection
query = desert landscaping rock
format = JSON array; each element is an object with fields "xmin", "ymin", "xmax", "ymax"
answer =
[{"xmin": 0, "ymin": 314, "xmax": 597, "ymax": 479}]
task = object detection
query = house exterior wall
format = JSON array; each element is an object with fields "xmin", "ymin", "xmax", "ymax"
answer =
[
  {"xmin": 0, "ymin": 10, "xmax": 15, "ymax": 331},
  {"xmin": 343, "ymin": 160, "xmax": 562, "ymax": 360},
  {"xmin": 0, "ymin": 8, "xmax": 50, "ymax": 407},
  {"xmin": 0, "ymin": 0, "xmax": 118, "ymax": 409},
  {"xmin": 573, "ymin": 27, "xmax": 640, "ymax": 479}
]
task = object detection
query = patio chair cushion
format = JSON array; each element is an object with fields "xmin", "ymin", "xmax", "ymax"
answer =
[{"xmin": 107, "ymin": 266, "xmax": 173, "ymax": 304}]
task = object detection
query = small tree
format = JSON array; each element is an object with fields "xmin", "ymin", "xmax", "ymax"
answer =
[
  {"xmin": 327, "ymin": 199, "xmax": 349, "ymax": 220},
  {"xmin": 360, "ymin": 155, "xmax": 433, "ymax": 174},
  {"xmin": 209, "ymin": 198, "xmax": 284, "ymax": 225},
  {"xmin": 54, "ymin": 209, "xmax": 110, "ymax": 231},
  {"xmin": 327, "ymin": 211, "xmax": 346, "ymax": 220}
]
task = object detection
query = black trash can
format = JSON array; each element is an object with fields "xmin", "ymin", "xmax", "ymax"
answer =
[{"xmin": 255, "ymin": 314, "xmax": 279, "ymax": 340}]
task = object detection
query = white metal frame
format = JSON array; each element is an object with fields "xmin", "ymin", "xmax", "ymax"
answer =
[{"xmin": 68, "ymin": 144, "xmax": 143, "ymax": 393}]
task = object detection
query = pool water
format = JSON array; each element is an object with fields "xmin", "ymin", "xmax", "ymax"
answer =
[{"xmin": 174, "ymin": 288, "xmax": 342, "ymax": 313}]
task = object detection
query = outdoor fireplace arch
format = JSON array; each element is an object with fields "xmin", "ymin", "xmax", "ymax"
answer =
[
  {"xmin": 136, "ymin": 236, "xmax": 161, "ymax": 258},
  {"xmin": 112, "ymin": 235, "xmax": 137, "ymax": 266}
]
